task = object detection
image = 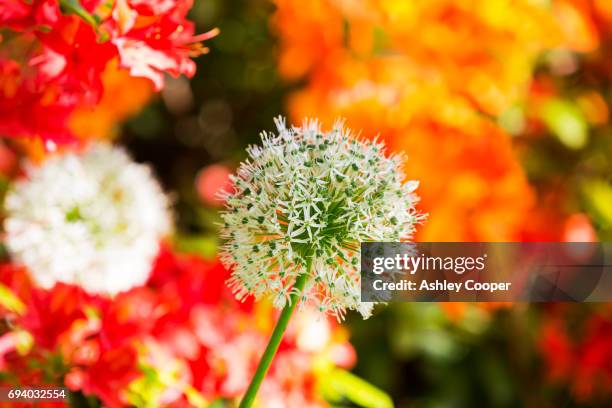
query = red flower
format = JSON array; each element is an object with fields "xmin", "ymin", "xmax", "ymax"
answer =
[
  {"xmin": 109, "ymin": 0, "xmax": 218, "ymax": 90},
  {"xmin": 540, "ymin": 307, "xmax": 612, "ymax": 402},
  {"xmin": 0, "ymin": 0, "xmax": 216, "ymax": 143},
  {"xmin": 573, "ymin": 315, "xmax": 612, "ymax": 400},
  {"xmin": 0, "ymin": 0, "xmax": 61, "ymax": 30},
  {"xmin": 540, "ymin": 319, "xmax": 573, "ymax": 381},
  {"xmin": 0, "ymin": 246, "xmax": 353, "ymax": 407},
  {"xmin": 0, "ymin": 55, "xmax": 76, "ymax": 144},
  {"xmin": 37, "ymin": 16, "xmax": 116, "ymax": 103},
  {"xmin": 74, "ymin": 346, "xmax": 140, "ymax": 408}
]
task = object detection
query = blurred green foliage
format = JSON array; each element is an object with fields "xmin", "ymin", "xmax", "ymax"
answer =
[{"xmin": 347, "ymin": 304, "xmax": 612, "ymax": 408}]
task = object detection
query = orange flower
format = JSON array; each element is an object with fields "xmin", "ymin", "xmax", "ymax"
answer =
[
  {"xmin": 280, "ymin": 56, "xmax": 535, "ymax": 240},
  {"xmin": 274, "ymin": 0, "xmax": 564, "ymax": 114},
  {"xmin": 272, "ymin": 0, "xmax": 571, "ymax": 241},
  {"xmin": 69, "ymin": 59, "xmax": 154, "ymax": 140}
]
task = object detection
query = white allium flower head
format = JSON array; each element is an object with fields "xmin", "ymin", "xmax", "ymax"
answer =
[
  {"xmin": 4, "ymin": 143, "xmax": 172, "ymax": 295},
  {"xmin": 220, "ymin": 117, "xmax": 423, "ymax": 320}
]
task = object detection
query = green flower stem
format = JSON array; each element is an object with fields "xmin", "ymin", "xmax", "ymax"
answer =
[
  {"xmin": 239, "ymin": 268, "xmax": 311, "ymax": 408},
  {"xmin": 60, "ymin": 0, "xmax": 98, "ymax": 26}
]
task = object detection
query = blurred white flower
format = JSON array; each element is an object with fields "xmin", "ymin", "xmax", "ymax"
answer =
[
  {"xmin": 4, "ymin": 143, "xmax": 172, "ymax": 295},
  {"xmin": 220, "ymin": 117, "xmax": 423, "ymax": 320},
  {"xmin": 294, "ymin": 309, "xmax": 331, "ymax": 352}
]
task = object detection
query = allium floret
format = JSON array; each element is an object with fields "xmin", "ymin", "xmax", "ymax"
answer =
[
  {"xmin": 3, "ymin": 143, "xmax": 172, "ymax": 295},
  {"xmin": 221, "ymin": 117, "xmax": 423, "ymax": 320}
]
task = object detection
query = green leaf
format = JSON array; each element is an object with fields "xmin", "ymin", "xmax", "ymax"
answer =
[
  {"xmin": 14, "ymin": 330, "xmax": 33, "ymax": 355},
  {"xmin": 498, "ymin": 105, "xmax": 525, "ymax": 135},
  {"xmin": 541, "ymin": 99, "xmax": 588, "ymax": 150},
  {"xmin": 175, "ymin": 235, "xmax": 218, "ymax": 259},
  {"xmin": 183, "ymin": 385, "xmax": 209, "ymax": 408},
  {"xmin": 582, "ymin": 180, "xmax": 612, "ymax": 226},
  {"xmin": 206, "ymin": 398, "xmax": 230, "ymax": 408},
  {"xmin": 0, "ymin": 283, "xmax": 25, "ymax": 315},
  {"xmin": 322, "ymin": 369, "xmax": 394, "ymax": 408}
]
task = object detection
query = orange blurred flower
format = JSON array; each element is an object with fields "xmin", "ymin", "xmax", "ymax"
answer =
[
  {"xmin": 275, "ymin": 0, "xmax": 563, "ymax": 114},
  {"xmin": 69, "ymin": 60, "xmax": 154, "ymax": 140},
  {"xmin": 273, "ymin": 0, "xmax": 559, "ymax": 240},
  {"xmin": 273, "ymin": 0, "xmax": 611, "ymax": 242}
]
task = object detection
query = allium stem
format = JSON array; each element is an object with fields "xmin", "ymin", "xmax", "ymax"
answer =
[{"xmin": 239, "ymin": 269, "xmax": 310, "ymax": 408}]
